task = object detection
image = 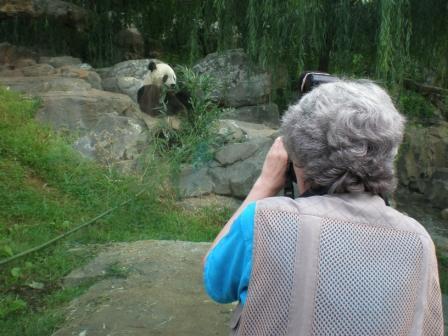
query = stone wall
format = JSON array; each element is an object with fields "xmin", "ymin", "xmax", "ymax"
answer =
[{"xmin": 397, "ymin": 122, "xmax": 448, "ymax": 209}]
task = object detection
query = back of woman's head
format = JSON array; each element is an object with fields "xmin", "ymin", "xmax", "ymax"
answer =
[{"xmin": 281, "ymin": 80, "xmax": 405, "ymax": 194}]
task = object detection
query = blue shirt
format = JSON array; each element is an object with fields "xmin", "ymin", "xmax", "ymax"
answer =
[{"xmin": 203, "ymin": 202, "xmax": 256, "ymax": 304}]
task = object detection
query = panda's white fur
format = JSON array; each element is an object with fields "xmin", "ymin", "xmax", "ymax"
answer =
[
  {"xmin": 142, "ymin": 61, "xmax": 177, "ymax": 87},
  {"xmin": 137, "ymin": 60, "xmax": 187, "ymax": 116}
]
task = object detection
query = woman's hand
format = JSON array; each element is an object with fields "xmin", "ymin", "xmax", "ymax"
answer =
[
  {"xmin": 255, "ymin": 136, "xmax": 289, "ymax": 196},
  {"xmin": 204, "ymin": 137, "xmax": 289, "ymax": 260}
]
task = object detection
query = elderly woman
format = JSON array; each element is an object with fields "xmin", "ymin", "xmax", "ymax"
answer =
[{"xmin": 203, "ymin": 80, "xmax": 444, "ymax": 335}]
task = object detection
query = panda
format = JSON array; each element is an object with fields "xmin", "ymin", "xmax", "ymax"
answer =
[{"xmin": 137, "ymin": 60, "xmax": 188, "ymax": 116}]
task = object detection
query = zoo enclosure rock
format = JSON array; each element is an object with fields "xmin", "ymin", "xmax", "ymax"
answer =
[
  {"xmin": 0, "ymin": 46, "xmax": 150, "ymax": 169},
  {"xmin": 0, "ymin": 0, "xmax": 88, "ymax": 30},
  {"xmin": 39, "ymin": 55, "xmax": 82, "ymax": 68},
  {"xmin": 193, "ymin": 49, "xmax": 272, "ymax": 108},
  {"xmin": 100, "ymin": 59, "xmax": 150, "ymax": 101},
  {"xmin": 0, "ymin": 42, "xmax": 38, "ymax": 64},
  {"xmin": 222, "ymin": 103, "xmax": 280, "ymax": 127},
  {"xmin": 397, "ymin": 122, "xmax": 448, "ymax": 209},
  {"xmin": 55, "ymin": 240, "xmax": 233, "ymax": 336},
  {"xmin": 73, "ymin": 114, "xmax": 147, "ymax": 167},
  {"xmin": 36, "ymin": 89, "xmax": 145, "ymax": 132},
  {"xmin": 179, "ymin": 135, "xmax": 275, "ymax": 199},
  {"xmin": 0, "ymin": 76, "xmax": 92, "ymax": 93}
]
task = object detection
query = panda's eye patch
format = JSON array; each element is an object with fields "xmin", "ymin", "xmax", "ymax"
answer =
[{"xmin": 163, "ymin": 75, "xmax": 168, "ymax": 83}]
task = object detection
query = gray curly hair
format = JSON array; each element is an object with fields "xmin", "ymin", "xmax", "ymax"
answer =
[{"xmin": 281, "ymin": 80, "xmax": 405, "ymax": 194}]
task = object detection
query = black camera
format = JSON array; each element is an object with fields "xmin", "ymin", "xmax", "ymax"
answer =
[{"xmin": 284, "ymin": 71, "xmax": 339, "ymax": 198}]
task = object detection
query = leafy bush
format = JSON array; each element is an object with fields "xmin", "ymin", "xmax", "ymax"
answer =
[
  {"xmin": 152, "ymin": 66, "xmax": 225, "ymax": 167},
  {"xmin": 398, "ymin": 90, "xmax": 436, "ymax": 121}
]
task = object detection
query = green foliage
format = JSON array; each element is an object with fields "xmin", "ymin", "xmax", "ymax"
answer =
[
  {"xmin": 2, "ymin": 1, "xmax": 447, "ymax": 87},
  {"xmin": 0, "ymin": 295, "xmax": 27, "ymax": 319},
  {"xmin": 153, "ymin": 66, "xmax": 225, "ymax": 167},
  {"xmin": 376, "ymin": 0, "xmax": 411, "ymax": 84},
  {"xmin": 398, "ymin": 90, "xmax": 436, "ymax": 121}
]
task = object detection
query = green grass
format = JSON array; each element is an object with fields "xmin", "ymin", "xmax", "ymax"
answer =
[{"xmin": 0, "ymin": 87, "xmax": 230, "ymax": 335}]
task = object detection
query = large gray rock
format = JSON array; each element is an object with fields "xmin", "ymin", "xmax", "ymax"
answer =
[
  {"xmin": 57, "ymin": 65, "xmax": 102, "ymax": 90},
  {"xmin": 0, "ymin": 0, "xmax": 88, "ymax": 30},
  {"xmin": 21, "ymin": 63, "xmax": 57, "ymax": 76},
  {"xmin": 214, "ymin": 142, "xmax": 259, "ymax": 165},
  {"xmin": 217, "ymin": 119, "xmax": 246, "ymax": 142},
  {"xmin": 36, "ymin": 89, "xmax": 143, "ymax": 131},
  {"xmin": 0, "ymin": 63, "xmax": 101, "ymax": 89},
  {"xmin": 208, "ymin": 166, "xmax": 231, "ymax": 195},
  {"xmin": 39, "ymin": 56, "xmax": 82, "ymax": 68},
  {"xmin": 73, "ymin": 115, "xmax": 147, "ymax": 164},
  {"xmin": 222, "ymin": 103, "xmax": 280, "ymax": 127},
  {"xmin": 0, "ymin": 76, "xmax": 92, "ymax": 93},
  {"xmin": 227, "ymin": 160, "xmax": 262, "ymax": 198},
  {"xmin": 193, "ymin": 49, "xmax": 271, "ymax": 107},
  {"xmin": 100, "ymin": 59, "xmax": 155, "ymax": 101},
  {"xmin": 179, "ymin": 165, "xmax": 214, "ymax": 197},
  {"xmin": 0, "ymin": 42, "xmax": 38, "ymax": 65},
  {"xmin": 215, "ymin": 139, "xmax": 272, "ymax": 198},
  {"xmin": 101, "ymin": 59, "xmax": 150, "ymax": 80},
  {"xmin": 217, "ymin": 119, "xmax": 278, "ymax": 142},
  {"xmin": 102, "ymin": 76, "xmax": 142, "ymax": 102},
  {"xmin": 179, "ymin": 120, "xmax": 276, "ymax": 199},
  {"xmin": 55, "ymin": 240, "xmax": 234, "ymax": 336},
  {"xmin": 397, "ymin": 122, "xmax": 448, "ymax": 209}
]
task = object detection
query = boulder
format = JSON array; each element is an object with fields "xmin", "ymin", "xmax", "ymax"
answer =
[
  {"xmin": 221, "ymin": 103, "xmax": 280, "ymax": 127},
  {"xmin": 100, "ymin": 59, "xmax": 155, "ymax": 100},
  {"xmin": 227, "ymin": 160, "xmax": 262, "ymax": 198},
  {"xmin": 217, "ymin": 119, "xmax": 278, "ymax": 142},
  {"xmin": 36, "ymin": 89, "xmax": 143, "ymax": 131},
  {"xmin": 0, "ymin": 66, "xmax": 23, "ymax": 77},
  {"xmin": 193, "ymin": 49, "xmax": 271, "ymax": 107},
  {"xmin": 209, "ymin": 138, "xmax": 272, "ymax": 198},
  {"xmin": 57, "ymin": 65, "xmax": 102, "ymax": 89},
  {"xmin": 214, "ymin": 142, "xmax": 259, "ymax": 165},
  {"xmin": 55, "ymin": 240, "xmax": 233, "ymax": 336},
  {"xmin": 441, "ymin": 208, "xmax": 448, "ymax": 221},
  {"xmin": 0, "ymin": 42, "xmax": 38, "ymax": 64},
  {"xmin": 14, "ymin": 58, "xmax": 37, "ymax": 68},
  {"xmin": 39, "ymin": 56, "xmax": 82, "ymax": 68},
  {"xmin": 101, "ymin": 59, "xmax": 149, "ymax": 80},
  {"xmin": 233, "ymin": 120, "xmax": 279, "ymax": 139},
  {"xmin": 208, "ymin": 166, "xmax": 231, "ymax": 195},
  {"xmin": 21, "ymin": 63, "xmax": 57, "ymax": 76},
  {"xmin": 0, "ymin": 76, "xmax": 91, "ymax": 93},
  {"xmin": 397, "ymin": 122, "xmax": 448, "ymax": 209},
  {"xmin": 0, "ymin": 0, "xmax": 88, "ymax": 30},
  {"xmin": 217, "ymin": 119, "xmax": 246, "ymax": 142},
  {"xmin": 102, "ymin": 76, "xmax": 141, "ymax": 102},
  {"xmin": 73, "ymin": 115, "xmax": 147, "ymax": 164},
  {"xmin": 179, "ymin": 165, "xmax": 214, "ymax": 197},
  {"xmin": 114, "ymin": 27, "xmax": 144, "ymax": 61},
  {"xmin": 179, "ymin": 194, "xmax": 241, "ymax": 212}
]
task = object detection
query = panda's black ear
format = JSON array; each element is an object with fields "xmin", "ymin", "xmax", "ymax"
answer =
[{"xmin": 148, "ymin": 61, "xmax": 157, "ymax": 72}]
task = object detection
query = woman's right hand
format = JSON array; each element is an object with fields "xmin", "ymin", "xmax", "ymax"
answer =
[{"xmin": 255, "ymin": 137, "xmax": 289, "ymax": 196}]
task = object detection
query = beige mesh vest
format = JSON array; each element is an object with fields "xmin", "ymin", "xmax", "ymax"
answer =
[{"xmin": 231, "ymin": 193, "xmax": 444, "ymax": 336}]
